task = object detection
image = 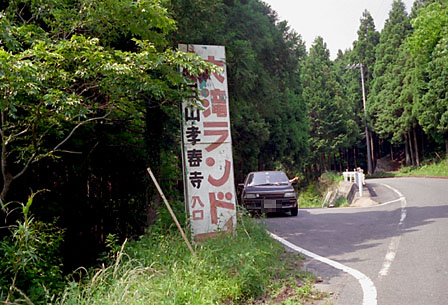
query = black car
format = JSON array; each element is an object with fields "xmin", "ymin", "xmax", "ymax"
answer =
[{"xmin": 239, "ymin": 171, "xmax": 298, "ymax": 216}]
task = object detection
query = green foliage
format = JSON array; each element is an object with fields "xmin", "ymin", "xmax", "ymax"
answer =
[
  {"xmin": 368, "ymin": 156, "xmax": 448, "ymax": 177},
  {"xmin": 408, "ymin": 1, "xmax": 448, "ymax": 149},
  {"xmin": 352, "ymin": 9, "xmax": 380, "ymax": 96},
  {"xmin": 0, "ymin": 0, "xmax": 224, "ymax": 293},
  {"xmin": 337, "ymin": 10, "xmax": 378, "ymax": 163},
  {"xmin": 407, "ymin": 0, "xmax": 448, "ymax": 62},
  {"xmin": 170, "ymin": 0, "xmax": 225, "ymax": 44},
  {"xmin": 0, "ymin": 0, "xmax": 447, "ymax": 302},
  {"xmin": 298, "ymin": 183, "xmax": 323, "ymax": 208},
  {"xmin": 333, "ymin": 196, "xmax": 349, "ymax": 208},
  {"xmin": 58, "ymin": 216, "xmax": 316, "ymax": 304},
  {"xmin": 0, "ymin": 192, "xmax": 65, "ymax": 304},
  {"xmin": 171, "ymin": 0, "xmax": 310, "ymax": 178},
  {"xmin": 399, "ymin": 157, "xmax": 448, "ymax": 176},
  {"xmin": 368, "ymin": 0, "xmax": 413, "ymax": 143},
  {"xmin": 298, "ymin": 171, "xmax": 343, "ymax": 208},
  {"xmin": 320, "ymin": 171, "xmax": 344, "ymax": 185},
  {"xmin": 362, "ymin": 0, "xmax": 448, "ymax": 165},
  {"xmin": 0, "ymin": 0, "xmax": 218, "ymax": 204},
  {"xmin": 302, "ymin": 37, "xmax": 354, "ymax": 174},
  {"xmin": 98, "ymin": 234, "xmax": 121, "ymax": 262},
  {"xmin": 337, "ymin": 13, "xmax": 378, "ymax": 100},
  {"xmin": 230, "ymin": 1, "xmax": 309, "ymax": 175},
  {"xmin": 416, "ymin": 40, "xmax": 448, "ymax": 141}
]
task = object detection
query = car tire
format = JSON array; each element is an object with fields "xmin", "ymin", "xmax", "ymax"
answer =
[{"xmin": 290, "ymin": 206, "xmax": 298, "ymax": 216}]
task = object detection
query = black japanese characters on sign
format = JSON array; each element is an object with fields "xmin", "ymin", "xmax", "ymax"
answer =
[
  {"xmin": 185, "ymin": 108, "xmax": 204, "ymax": 189},
  {"xmin": 186, "ymin": 126, "xmax": 201, "ymax": 145},
  {"xmin": 180, "ymin": 45, "xmax": 236, "ymax": 239},
  {"xmin": 187, "ymin": 149, "xmax": 202, "ymax": 167},
  {"xmin": 189, "ymin": 171, "xmax": 204, "ymax": 189},
  {"xmin": 185, "ymin": 107, "xmax": 200, "ymax": 122}
]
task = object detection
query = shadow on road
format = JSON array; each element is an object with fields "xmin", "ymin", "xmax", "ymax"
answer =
[
  {"xmin": 266, "ymin": 204, "xmax": 448, "ymax": 259},
  {"xmin": 265, "ymin": 178, "xmax": 448, "ymax": 305},
  {"xmin": 265, "ymin": 210, "xmax": 312, "ymax": 218}
]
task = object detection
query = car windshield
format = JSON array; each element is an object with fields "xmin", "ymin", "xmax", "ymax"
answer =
[{"xmin": 247, "ymin": 171, "xmax": 289, "ymax": 186}]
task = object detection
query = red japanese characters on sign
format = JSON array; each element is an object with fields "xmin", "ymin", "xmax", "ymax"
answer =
[{"xmin": 179, "ymin": 44, "xmax": 236, "ymax": 240}]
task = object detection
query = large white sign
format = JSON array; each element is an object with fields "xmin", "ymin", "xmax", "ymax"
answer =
[{"xmin": 179, "ymin": 44, "xmax": 236, "ymax": 241}]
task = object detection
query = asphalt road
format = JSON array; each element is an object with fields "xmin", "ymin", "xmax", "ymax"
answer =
[{"xmin": 265, "ymin": 177, "xmax": 448, "ymax": 305}]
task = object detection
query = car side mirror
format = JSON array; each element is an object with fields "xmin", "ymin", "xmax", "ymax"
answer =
[{"xmin": 291, "ymin": 180, "xmax": 298, "ymax": 186}]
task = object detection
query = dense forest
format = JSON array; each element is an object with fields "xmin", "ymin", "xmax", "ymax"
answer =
[{"xmin": 1, "ymin": 0, "xmax": 447, "ymax": 303}]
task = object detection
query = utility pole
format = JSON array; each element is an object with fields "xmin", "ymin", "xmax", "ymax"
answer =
[{"xmin": 346, "ymin": 63, "xmax": 373, "ymax": 175}]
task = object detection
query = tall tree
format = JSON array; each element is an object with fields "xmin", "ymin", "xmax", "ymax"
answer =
[
  {"xmin": 302, "ymin": 37, "xmax": 353, "ymax": 175},
  {"xmin": 0, "ymin": 0, "xmax": 217, "ymax": 278},
  {"xmin": 334, "ymin": 50, "xmax": 361, "ymax": 170},
  {"xmin": 368, "ymin": 0, "xmax": 414, "ymax": 162},
  {"xmin": 408, "ymin": 0, "xmax": 448, "ymax": 154},
  {"xmin": 352, "ymin": 10, "xmax": 380, "ymax": 96},
  {"xmin": 339, "ymin": 10, "xmax": 379, "ymax": 170},
  {"xmin": 171, "ymin": 0, "xmax": 310, "ymax": 179}
]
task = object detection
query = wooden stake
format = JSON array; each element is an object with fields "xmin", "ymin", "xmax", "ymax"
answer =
[{"xmin": 147, "ymin": 168, "xmax": 196, "ymax": 257}]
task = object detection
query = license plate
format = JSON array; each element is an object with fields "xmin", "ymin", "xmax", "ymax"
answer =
[{"xmin": 264, "ymin": 199, "xmax": 276, "ymax": 208}]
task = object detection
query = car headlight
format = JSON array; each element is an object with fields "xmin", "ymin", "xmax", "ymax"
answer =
[
  {"xmin": 284, "ymin": 192, "xmax": 296, "ymax": 198},
  {"xmin": 244, "ymin": 193, "xmax": 259, "ymax": 199}
]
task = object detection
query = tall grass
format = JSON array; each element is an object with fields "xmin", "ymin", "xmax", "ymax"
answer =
[
  {"xmin": 298, "ymin": 171, "xmax": 343, "ymax": 208},
  {"xmin": 398, "ymin": 157, "xmax": 448, "ymax": 177},
  {"xmin": 369, "ymin": 157, "xmax": 448, "ymax": 178},
  {"xmin": 58, "ymin": 215, "xmax": 317, "ymax": 304}
]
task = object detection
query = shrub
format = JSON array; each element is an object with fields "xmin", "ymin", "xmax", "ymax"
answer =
[
  {"xmin": 299, "ymin": 171, "xmax": 343, "ymax": 208},
  {"xmin": 298, "ymin": 183, "xmax": 323, "ymax": 208},
  {"xmin": 0, "ymin": 193, "xmax": 65, "ymax": 304},
  {"xmin": 58, "ymin": 215, "xmax": 288, "ymax": 304}
]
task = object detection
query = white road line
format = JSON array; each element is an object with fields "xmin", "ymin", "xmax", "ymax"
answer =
[
  {"xmin": 268, "ymin": 232, "xmax": 377, "ymax": 305},
  {"xmin": 380, "ymin": 183, "xmax": 405, "ymax": 198},
  {"xmin": 377, "ymin": 183, "xmax": 407, "ymax": 279},
  {"xmin": 380, "ymin": 198, "xmax": 404, "ymax": 206},
  {"xmin": 378, "ymin": 236, "xmax": 400, "ymax": 277}
]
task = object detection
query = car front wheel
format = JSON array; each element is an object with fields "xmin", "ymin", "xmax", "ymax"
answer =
[{"xmin": 290, "ymin": 206, "xmax": 298, "ymax": 216}]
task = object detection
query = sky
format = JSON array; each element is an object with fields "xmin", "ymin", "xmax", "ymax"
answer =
[{"xmin": 263, "ymin": 0, "xmax": 415, "ymax": 59}]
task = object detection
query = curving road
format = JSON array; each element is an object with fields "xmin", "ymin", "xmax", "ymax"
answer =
[{"xmin": 265, "ymin": 177, "xmax": 448, "ymax": 305}]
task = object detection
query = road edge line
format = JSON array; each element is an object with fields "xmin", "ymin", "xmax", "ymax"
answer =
[{"xmin": 268, "ymin": 231, "xmax": 377, "ymax": 305}]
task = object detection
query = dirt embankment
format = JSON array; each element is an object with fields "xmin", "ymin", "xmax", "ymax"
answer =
[{"xmin": 374, "ymin": 155, "xmax": 401, "ymax": 173}]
